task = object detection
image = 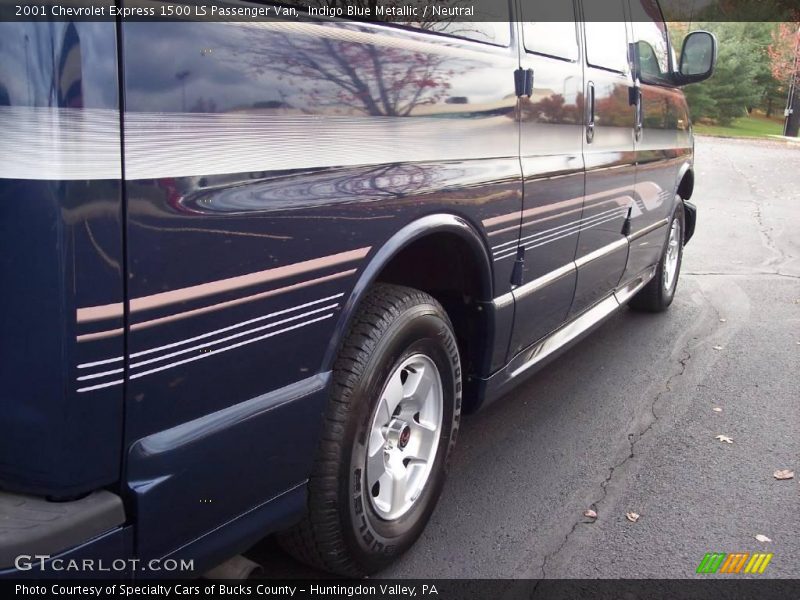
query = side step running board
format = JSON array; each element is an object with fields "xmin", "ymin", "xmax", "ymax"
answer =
[{"xmin": 480, "ymin": 265, "xmax": 657, "ymax": 407}]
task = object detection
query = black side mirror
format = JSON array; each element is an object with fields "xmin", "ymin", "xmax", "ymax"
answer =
[{"xmin": 674, "ymin": 31, "xmax": 718, "ymax": 86}]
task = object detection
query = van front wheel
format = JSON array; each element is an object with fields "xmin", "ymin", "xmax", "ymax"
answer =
[
  {"xmin": 278, "ymin": 284, "xmax": 461, "ymax": 576},
  {"xmin": 629, "ymin": 200, "xmax": 685, "ymax": 313}
]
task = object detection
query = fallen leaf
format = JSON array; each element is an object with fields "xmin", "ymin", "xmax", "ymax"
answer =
[
  {"xmin": 713, "ymin": 345, "xmax": 724, "ymax": 351},
  {"xmin": 715, "ymin": 435, "xmax": 734, "ymax": 444},
  {"xmin": 712, "ymin": 407, "xmax": 723, "ymax": 413},
  {"xmin": 626, "ymin": 512, "xmax": 640, "ymax": 523},
  {"xmin": 755, "ymin": 534, "xmax": 772, "ymax": 543},
  {"xmin": 583, "ymin": 509, "xmax": 597, "ymax": 519},
  {"xmin": 773, "ymin": 469, "xmax": 794, "ymax": 480}
]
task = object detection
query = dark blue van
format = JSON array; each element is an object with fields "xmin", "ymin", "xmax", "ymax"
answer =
[{"xmin": 0, "ymin": 0, "xmax": 716, "ymax": 577}]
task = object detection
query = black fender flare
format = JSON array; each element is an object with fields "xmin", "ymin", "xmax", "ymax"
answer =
[
  {"xmin": 674, "ymin": 161, "xmax": 696, "ymax": 243},
  {"xmin": 675, "ymin": 161, "xmax": 694, "ymax": 201},
  {"xmin": 321, "ymin": 213, "xmax": 494, "ymax": 372}
]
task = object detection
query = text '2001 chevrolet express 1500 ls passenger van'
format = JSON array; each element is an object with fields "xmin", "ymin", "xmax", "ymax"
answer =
[{"xmin": 0, "ymin": 0, "xmax": 717, "ymax": 578}]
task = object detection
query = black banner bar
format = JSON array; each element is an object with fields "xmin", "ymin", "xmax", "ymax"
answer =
[
  {"xmin": 0, "ymin": 0, "xmax": 798, "ymax": 23},
  {"xmin": 5, "ymin": 580, "xmax": 800, "ymax": 600}
]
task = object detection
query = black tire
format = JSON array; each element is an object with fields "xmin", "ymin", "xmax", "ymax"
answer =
[
  {"xmin": 629, "ymin": 199, "xmax": 685, "ymax": 313},
  {"xmin": 278, "ymin": 284, "xmax": 461, "ymax": 576}
]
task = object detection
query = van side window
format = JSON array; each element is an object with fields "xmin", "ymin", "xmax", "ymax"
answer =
[
  {"xmin": 421, "ymin": 22, "xmax": 510, "ymax": 47},
  {"xmin": 629, "ymin": 0, "xmax": 671, "ymax": 84},
  {"xmin": 402, "ymin": 1, "xmax": 511, "ymax": 48},
  {"xmin": 521, "ymin": 3, "xmax": 579, "ymax": 61},
  {"xmin": 583, "ymin": 0, "xmax": 629, "ymax": 73}
]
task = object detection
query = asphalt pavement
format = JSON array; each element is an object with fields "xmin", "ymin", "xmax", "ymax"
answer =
[{"xmin": 250, "ymin": 136, "xmax": 800, "ymax": 579}]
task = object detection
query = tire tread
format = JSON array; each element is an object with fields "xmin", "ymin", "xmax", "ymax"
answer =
[{"xmin": 277, "ymin": 284, "xmax": 451, "ymax": 576}]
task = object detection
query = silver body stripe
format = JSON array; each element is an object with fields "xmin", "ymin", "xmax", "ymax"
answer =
[
  {"xmin": 0, "ymin": 109, "xmax": 514, "ymax": 181},
  {"xmin": 0, "ymin": 107, "xmax": 121, "ymax": 181},
  {"xmin": 123, "ymin": 112, "xmax": 517, "ymax": 181}
]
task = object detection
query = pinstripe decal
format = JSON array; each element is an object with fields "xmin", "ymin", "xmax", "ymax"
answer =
[
  {"xmin": 76, "ymin": 247, "xmax": 369, "ymax": 326},
  {"xmin": 76, "ymin": 295, "xmax": 342, "ymax": 393},
  {"xmin": 493, "ymin": 208, "xmax": 629, "ymax": 261},
  {"xmin": 75, "ymin": 248, "xmax": 370, "ymax": 391}
]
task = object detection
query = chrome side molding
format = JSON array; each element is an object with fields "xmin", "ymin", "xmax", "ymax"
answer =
[
  {"xmin": 483, "ymin": 264, "xmax": 658, "ymax": 404},
  {"xmin": 574, "ymin": 237, "xmax": 628, "ymax": 269},
  {"xmin": 509, "ymin": 293, "xmax": 619, "ymax": 379},
  {"xmin": 628, "ymin": 218, "xmax": 669, "ymax": 243},
  {"xmin": 614, "ymin": 265, "xmax": 657, "ymax": 305},
  {"xmin": 493, "ymin": 219, "xmax": 668, "ymax": 310}
]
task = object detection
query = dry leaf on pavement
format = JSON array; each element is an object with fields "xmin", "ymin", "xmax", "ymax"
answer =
[
  {"xmin": 715, "ymin": 435, "xmax": 734, "ymax": 443},
  {"xmin": 625, "ymin": 512, "xmax": 640, "ymax": 523},
  {"xmin": 755, "ymin": 534, "xmax": 772, "ymax": 543},
  {"xmin": 584, "ymin": 509, "xmax": 597, "ymax": 519},
  {"xmin": 773, "ymin": 469, "xmax": 794, "ymax": 480}
]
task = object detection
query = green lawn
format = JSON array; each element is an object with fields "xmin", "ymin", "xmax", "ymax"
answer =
[{"xmin": 693, "ymin": 116, "xmax": 784, "ymax": 139}]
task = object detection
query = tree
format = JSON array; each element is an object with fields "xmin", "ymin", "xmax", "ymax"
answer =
[
  {"xmin": 679, "ymin": 22, "xmax": 775, "ymax": 125},
  {"xmin": 768, "ymin": 22, "xmax": 800, "ymax": 135}
]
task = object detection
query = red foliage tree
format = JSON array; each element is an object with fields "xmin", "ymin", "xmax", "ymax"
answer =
[{"xmin": 768, "ymin": 22, "xmax": 800, "ymax": 88}]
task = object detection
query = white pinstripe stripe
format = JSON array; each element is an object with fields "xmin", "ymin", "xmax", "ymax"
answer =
[
  {"xmin": 491, "ymin": 206, "xmax": 628, "ymax": 253},
  {"xmin": 78, "ymin": 356, "xmax": 125, "ymax": 369},
  {"xmin": 76, "ymin": 312, "xmax": 333, "ymax": 392},
  {"xmin": 493, "ymin": 212, "xmax": 628, "ymax": 261},
  {"xmin": 76, "ymin": 379, "xmax": 125, "ymax": 393},
  {"xmin": 130, "ymin": 293, "xmax": 343, "ymax": 359},
  {"xmin": 129, "ymin": 313, "xmax": 334, "ymax": 380},
  {"xmin": 129, "ymin": 304, "xmax": 338, "ymax": 370},
  {"xmin": 76, "ymin": 367, "xmax": 125, "ymax": 382},
  {"xmin": 77, "ymin": 293, "xmax": 344, "ymax": 372}
]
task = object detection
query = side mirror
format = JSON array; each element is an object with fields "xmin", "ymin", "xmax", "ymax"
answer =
[{"xmin": 674, "ymin": 31, "xmax": 717, "ymax": 86}]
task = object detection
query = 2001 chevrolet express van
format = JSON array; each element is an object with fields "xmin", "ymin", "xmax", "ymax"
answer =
[{"xmin": 0, "ymin": 0, "xmax": 716, "ymax": 577}]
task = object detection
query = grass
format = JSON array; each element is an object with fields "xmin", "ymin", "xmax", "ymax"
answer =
[{"xmin": 693, "ymin": 115, "xmax": 785, "ymax": 139}]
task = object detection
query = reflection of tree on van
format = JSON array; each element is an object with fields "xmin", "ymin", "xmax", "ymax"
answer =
[{"xmin": 232, "ymin": 26, "xmax": 459, "ymax": 117}]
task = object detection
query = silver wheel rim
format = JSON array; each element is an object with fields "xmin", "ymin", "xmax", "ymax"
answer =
[
  {"xmin": 366, "ymin": 353, "xmax": 443, "ymax": 520},
  {"xmin": 663, "ymin": 218, "xmax": 681, "ymax": 292}
]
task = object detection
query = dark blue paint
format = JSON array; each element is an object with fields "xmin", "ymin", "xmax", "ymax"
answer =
[
  {"xmin": 126, "ymin": 374, "xmax": 329, "ymax": 560},
  {"xmin": 0, "ymin": 7, "xmax": 700, "ymax": 577},
  {"xmin": 0, "ymin": 22, "xmax": 124, "ymax": 496},
  {"xmin": 0, "ymin": 527, "xmax": 132, "ymax": 579}
]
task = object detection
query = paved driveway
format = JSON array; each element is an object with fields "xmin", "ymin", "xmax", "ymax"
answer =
[{"xmin": 251, "ymin": 136, "xmax": 800, "ymax": 579}]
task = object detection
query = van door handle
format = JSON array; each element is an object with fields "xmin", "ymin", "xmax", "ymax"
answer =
[
  {"xmin": 586, "ymin": 81, "xmax": 595, "ymax": 144},
  {"xmin": 631, "ymin": 84, "xmax": 643, "ymax": 141}
]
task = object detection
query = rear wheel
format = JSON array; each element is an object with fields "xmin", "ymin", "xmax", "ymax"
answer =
[
  {"xmin": 629, "ymin": 200, "xmax": 685, "ymax": 313},
  {"xmin": 278, "ymin": 284, "xmax": 461, "ymax": 576}
]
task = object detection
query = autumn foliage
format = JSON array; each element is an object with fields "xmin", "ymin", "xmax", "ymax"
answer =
[{"xmin": 768, "ymin": 23, "xmax": 800, "ymax": 87}]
